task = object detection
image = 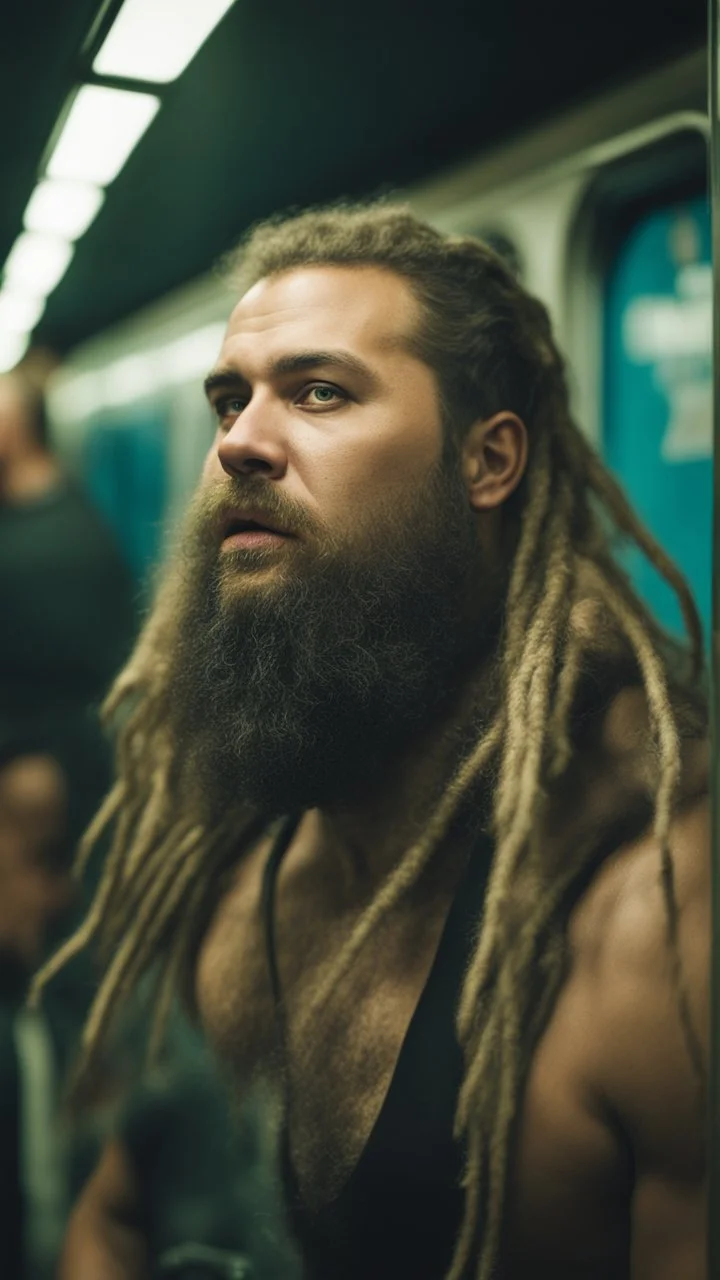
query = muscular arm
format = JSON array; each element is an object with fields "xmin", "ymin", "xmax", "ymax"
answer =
[
  {"xmin": 60, "ymin": 1139, "xmax": 150, "ymax": 1280},
  {"xmin": 594, "ymin": 795, "xmax": 710, "ymax": 1279}
]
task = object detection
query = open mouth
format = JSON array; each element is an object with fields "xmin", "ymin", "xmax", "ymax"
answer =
[
  {"xmin": 220, "ymin": 515, "xmax": 291, "ymax": 549},
  {"xmin": 224, "ymin": 517, "xmax": 281, "ymax": 536}
]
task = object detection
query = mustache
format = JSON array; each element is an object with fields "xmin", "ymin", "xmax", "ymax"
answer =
[{"xmin": 188, "ymin": 476, "xmax": 322, "ymax": 544}]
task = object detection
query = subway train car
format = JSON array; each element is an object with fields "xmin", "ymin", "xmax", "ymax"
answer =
[
  {"xmin": 0, "ymin": 4, "xmax": 712, "ymax": 1278},
  {"xmin": 47, "ymin": 47, "xmax": 711, "ymax": 641}
]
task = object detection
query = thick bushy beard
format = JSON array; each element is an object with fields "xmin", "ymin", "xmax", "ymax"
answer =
[{"xmin": 161, "ymin": 454, "xmax": 503, "ymax": 816}]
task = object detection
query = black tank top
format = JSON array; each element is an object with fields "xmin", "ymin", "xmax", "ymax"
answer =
[{"xmin": 262, "ymin": 815, "xmax": 494, "ymax": 1280}]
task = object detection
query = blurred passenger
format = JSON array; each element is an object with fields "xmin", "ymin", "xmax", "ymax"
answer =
[
  {"xmin": 0, "ymin": 749, "xmax": 70, "ymax": 975},
  {"xmin": 0, "ymin": 742, "xmax": 77, "ymax": 1280},
  {"xmin": 35, "ymin": 206, "xmax": 710, "ymax": 1280},
  {"xmin": 61, "ymin": 1023, "xmax": 300, "ymax": 1280},
  {"xmin": 0, "ymin": 363, "xmax": 137, "ymax": 1277},
  {"xmin": 0, "ymin": 363, "xmax": 137, "ymax": 749}
]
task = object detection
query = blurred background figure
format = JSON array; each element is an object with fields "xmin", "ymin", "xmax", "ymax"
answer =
[
  {"xmin": 0, "ymin": 750, "xmax": 70, "ymax": 976},
  {"xmin": 0, "ymin": 357, "xmax": 139, "ymax": 1279},
  {"xmin": 60, "ymin": 1017, "xmax": 301, "ymax": 1280},
  {"xmin": 0, "ymin": 740, "xmax": 75, "ymax": 1280},
  {"xmin": 0, "ymin": 359, "xmax": 137, "ymax": 759}
]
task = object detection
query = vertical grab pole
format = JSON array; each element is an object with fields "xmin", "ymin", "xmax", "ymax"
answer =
[{"xmin": 709, "ymin": 2, "xmax": 720, "ymax": 1275}]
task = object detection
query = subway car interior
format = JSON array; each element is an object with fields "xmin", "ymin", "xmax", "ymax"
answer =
[{"xmin": 0, "ymin": 1, "xmax": 713, "ymax": 1278}]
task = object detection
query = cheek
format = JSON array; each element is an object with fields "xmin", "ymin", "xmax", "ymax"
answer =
[{"xmin": 326, "ymin": 420, "xmax": 442, "ymax": 520}]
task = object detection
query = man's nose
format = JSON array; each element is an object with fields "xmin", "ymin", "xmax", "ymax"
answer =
[{"xmin": 216, "ymin": 402, "xmax": 288, "ymax": 480}]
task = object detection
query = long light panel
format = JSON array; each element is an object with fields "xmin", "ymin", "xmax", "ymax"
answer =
[
  {"xmin": 93, "ymin": 0, "xmax": 237, "ymax": 84},
  {"xmin": 0, "ymin": 331, "xmax": 30, "ymax": 376},
  {"xmin": 0, "ymin": 292, "xmax": 45, "ymax": 333},
  {"xmin": 24, "ymin": 179, "xmax": 105, "ymax": 241},
  {"xmin": 47, "ymin": 85, "xmax": 160, "ymax": 186},
  {"xmin": 3, "ymin": 233, "xmax": 74, "ymax": 297},
  {"xmin": 51, "ymin": 322, "xmax": 226, "ymax": 420}
]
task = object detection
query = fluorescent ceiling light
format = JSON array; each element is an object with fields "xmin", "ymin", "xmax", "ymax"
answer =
[
  {"xmin": 160, "ymin": 323, "xmax": 227, "ymax": 384},
  {"xmin": 47, "ymin": 85, "xmax": 160, "ymax": 186},
  {"xmin": 0, "ymin": 291, "xmax": 45, "ymax": 333},
  {"xmin": 51, "ymin": 322, "xmax": 228, "ymax": 419},
  {"xmin": 93, "ymin": 0, "xmax": 236, "ymax": 84},
  {"xmin": 24, "ymin": 179, "xmax": 105, "ymax": 241},
  {"xmin": 3, "ymin": 233, "xmax": 74, "ymax": 297},
  {"xmin": 0, "ymin": 331, "xmax": 30, "ymax": 375},
  {"xmin": 49, "ymin": 371, "xmax": 105, "ymax": 425},
  {"xmin": 104, "ymin": 353, "xmax": 157, "ymax": 406}
]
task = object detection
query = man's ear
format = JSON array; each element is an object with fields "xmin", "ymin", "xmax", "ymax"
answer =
[{"xmin": 461, "ymin": 411, "xmax": 528, "ymax": 512}]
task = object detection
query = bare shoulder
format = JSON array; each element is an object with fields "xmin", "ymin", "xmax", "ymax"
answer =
[{"xmin": 569, "ymin": 783, "xmax": 710, "ymax": 1170}]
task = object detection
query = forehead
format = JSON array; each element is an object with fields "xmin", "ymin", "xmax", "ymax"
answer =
[{"xmin": 223, "ymin": 265, "xmax": 421, "ymax": 362}]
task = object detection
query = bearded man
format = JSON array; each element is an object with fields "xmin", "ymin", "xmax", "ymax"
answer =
[{"xmin": 40, "ymin": 204, "xmax": 710, "ymax": 1280}]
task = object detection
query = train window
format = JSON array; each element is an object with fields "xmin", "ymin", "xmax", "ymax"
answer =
[
  {"xmin": 83, "ymin": 407, "xmax": 169, "ymax": 588},
  {"xmin": 603, "ymin": 193, "xmax": 711, "ymax": 643},
  {"xmin": 579, "ymin": 129, "xmax": 711, "ymax": 644}
]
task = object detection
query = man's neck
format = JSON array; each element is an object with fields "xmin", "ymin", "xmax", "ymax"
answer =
[{"xmin": 307, "ymin": 658, "xmax": 499, "ymax": 891}]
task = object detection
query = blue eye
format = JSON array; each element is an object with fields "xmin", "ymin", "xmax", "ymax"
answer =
[
  {"xmin": 300, "ymin": 383, "xmax": 346, "ymax": 408},
  {"xmin": 214, "ymin": 396, "xmax": 245, "ymax": 419}
]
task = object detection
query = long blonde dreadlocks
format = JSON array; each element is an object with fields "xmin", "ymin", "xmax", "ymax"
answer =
[{"xmin": 32, "ymin": 203, "xmax": 707, "ymax": 1280}]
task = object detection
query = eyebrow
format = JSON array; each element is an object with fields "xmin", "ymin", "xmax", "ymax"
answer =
[{"xmin": 203, "ymin": 349, "xmax": 379, "ymax": 400}]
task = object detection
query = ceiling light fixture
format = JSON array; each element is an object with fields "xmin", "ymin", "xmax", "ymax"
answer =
[
  {"xmin": 3, "ymin": 233, "xmax": 74, "ymax": 297},
  {"xmin": 0, "ymin": 291, "xmax": 46, "ymax": 333},
  {"xmin": 93, "ymin": 0, "xmax": 237, "ymax": 84},
  {"xmin": 0, "ymin": 330, "xmax": 30, "ymax": 375},
  {"xmin": 47, "ymin": 85, "xmax": 160, "ymax": 186},
  {"xmin": 24, "ymin": 179, "xmax": 105, "ymax": 242}
]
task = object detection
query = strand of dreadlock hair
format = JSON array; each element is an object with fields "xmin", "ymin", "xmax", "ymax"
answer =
[
  {"xmin": 119, "ymin": 743, "xmax": 176, "ymax": 884},
  {"xmin": 581, "ymin": 557, "xmax": 706, "ymax": 1090},
  {"xmin": 72, "ymin": 824, "xmax": 209, "ymax": 1090},
  {"xmin": 493, "ymin": 526, "xmax": 574, "ymax": 839},
  {"xmin": 547, "ymin": 597, "xmax": 586, "ymax": 780},
  {"xmin": 28, "ymin": 779, "xmax": 135, "ymax": 1005},
  {"xmin": 451, "ymin": 865, "xmax": 586, "ymax": 1280},
  {"xmin": 448, "ymin": 999, "xmax": 506, "ymax": 1280},
  {"xmin": 448, "ymin": 1024, "xmax": 515, "ymax": 1278},
  {"xmin": 493, "ymin": 429, "xmax": 575, "ymax": 825},
  {"xmin": 573, "ymin": 433, "xmax": 704, "ymax": 673},
  {"xmin": 454, "ymin": 927, "xmax": 547, "ymax": 1280},
  {"xmin": 477, "ymin": 465, "xmax": 576, "ymax": 937},
  {"xmin": 97, "ymin": 813, "xmax": 202, "ymax": 965},
  {"xmin": 455, "ymin": 812, "xmax": 603, "ymax": 1146},
  {"xmin": 459, "ymin": 883, "xmax": 542, "ymax": 1280},
  {"xmin": 456, "ymin": 819, "xmax": 589, "ymax": 1126},
  {"xmin": 501, "ymin": 429, "xmax": 554, "ymax": 661},
  {"xmin": 73, "ymin": 781, "xmax": 124, "ymax": 877},
  {"xmin": 142, "ymin": 808, "xmax": 272, "ymax": 1070},
  {"xmin": 145, "ymin": 866, "xmax": 215, "ymax": 1066},
  {"xmin": 29, "ymin": 841, "xmax": 127, "ymax": 1007},
  {"xmin": 481, "ymin": 966, "xmax": 524, "ymax": 1280},
  {"xmin": 89, "ymin": 791, "xmax": 162, "ymax": 966}
]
